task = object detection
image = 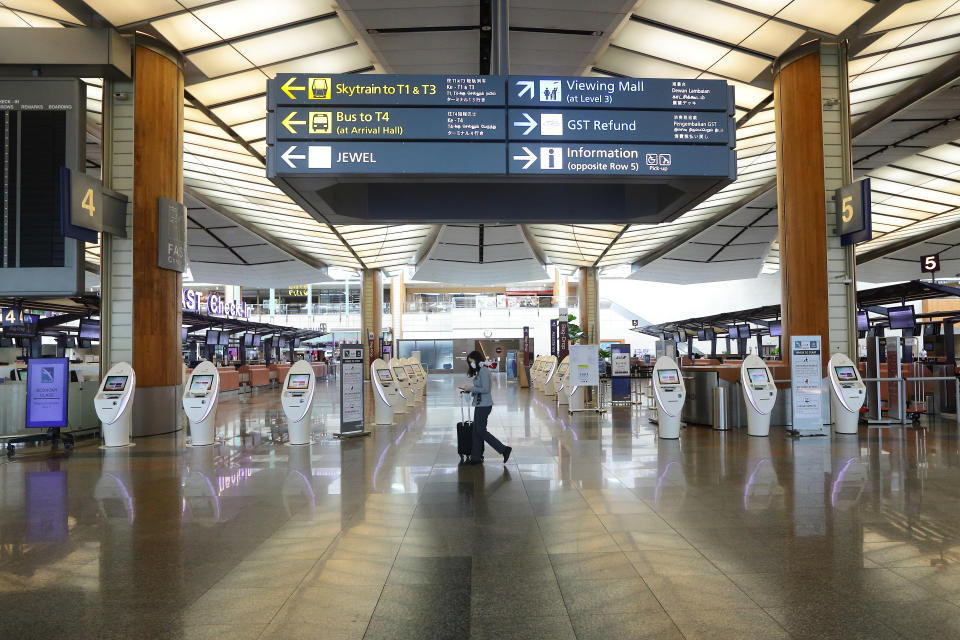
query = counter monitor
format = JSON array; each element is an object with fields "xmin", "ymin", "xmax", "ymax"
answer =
[
  {"xmin": 103, "ymin": 376, "xmax": 128, "ymax": 392},
  {"xmin": 205, "ymin": 330, "xmax": 220, "ymax": 345},
  {"xmin": 376, "ymin": 369, "xmax": 394, "ymax": 383},
  {"xmin": 856, "ymin": 311, "xmax": 868, "ymax": 331},
  {"xmin": 657, "ymin": 369, "xmax": 680, "ymax": 385},
  {"xmin": 218, "ymin": 332, "xmax": 230, "ymax": 346},
  {"xmin": 834, "ymin": 366, "xmax": 858, "ymax": 382},
  {"xmin": 79, "ymin": 318, "xmax": 100, "ymax": 339},
  {"xmin": 887, "ymin": 305, "xmax": 916, "ymax": 330},
  {"xmin": 769, "ymin": 321, "xmax": 782, "ymax": 337},
  {"xmin": 287, "ymin": 373, "xmax": 311, "ymax": 390},
  {"xmin": 189, "ymin": 375, "xmax": 214, "ymax": 394},
  {"xmin": 728, "ymin": 326, "xmax": 739, "ymax": 339},
  {"xmin": 181, "ymin": 327, "xmax": 188, "ymax": 342},
  {"xmin": 747, "ymin": 368, "xmax": 769, "ymax": 385}
]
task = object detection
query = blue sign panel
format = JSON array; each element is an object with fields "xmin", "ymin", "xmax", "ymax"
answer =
[
  {"xmin": 269, "ymin": 141, "xmax": 506, "ymax": 176},
  {"xmin": 26, "ymin": 357, "xmax": 69, "ymax": 428},
  {"xmin": 508, "ymin": 143, "xmax": 735, "ymax": 177},
  {"xmin": 269, "ymin": 106, "xmax": 505, "ymax": 141},
  {"xmin": 508, "ymin": 109, "xmax": 733, "ymax": 144},
  {"xmin": 508, "ymin": 77, "xmax": 733, "ymax": 112},
  {"xmin": 269, "ymin": 74, "xmax": 505, "ymax": 107}
]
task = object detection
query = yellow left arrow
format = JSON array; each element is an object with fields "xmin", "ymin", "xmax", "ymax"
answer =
[
  {"xmin": 282, "ymin": 111, "xmax": 307, "ymax": 134},
  {"xmin": 281, "ymin": 76, "xmax": 305, "ymax": 100}
]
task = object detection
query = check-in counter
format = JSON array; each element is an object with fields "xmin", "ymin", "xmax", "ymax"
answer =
[
  {"xmin": 270, "ymin": 364, "xmax": 291, "ymax": 385},
  {"xmin": 239, "ymin": 364, "xmax": 271, "ymax": 387},
  {"xmin": 1, "ymin": 379, "xmax": 100, "ymax": 436},
  {"xmin": 217, "ymin": 367, "xmax": 240, "ymax": 392},
  {"xmin": 311, "ymin": 362, "xmax": 328, "ymax": 379},
  {"xmin": 682, "ymin": 361, "xmax": 791, "ymax": 428}
]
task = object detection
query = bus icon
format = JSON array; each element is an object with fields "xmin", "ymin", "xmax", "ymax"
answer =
[{"xmin": 309, "ymin": 112, "xmax": 332, "ymax": 134}]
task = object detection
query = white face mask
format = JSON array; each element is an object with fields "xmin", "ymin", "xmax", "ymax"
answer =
[{"xmin": 469, "ymin": 361, "xmax": 477, "ymax": 370}]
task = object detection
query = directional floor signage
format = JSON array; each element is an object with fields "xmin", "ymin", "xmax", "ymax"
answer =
[
  {"xmin": 269, "ymin": 141, "xmax": 505, "ymax": 176},
  {"xmin": 508, "ymin": 109, "xmax": 733, "ymax": 144},
  {"xmin": 508, "ymin": 143, "xmax": 735, "ymax": 177},
  {"xmin": 270, "ymin": 106, "xmax": 505, "ymax": 141},
  {"xmin": 269, "ymin": 73, "xmax": 505, "ymax": 108},
  {"xmin": 508, "ymin": 77, "xmax": 733, "ymax": 112}
]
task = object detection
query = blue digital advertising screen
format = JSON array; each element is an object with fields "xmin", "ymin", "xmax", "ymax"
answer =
[{"xmin": 25, "ymin": 358, "xmax": 69, "ymax": 428}]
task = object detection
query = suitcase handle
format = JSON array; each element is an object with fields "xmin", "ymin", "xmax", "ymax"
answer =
[{"xmin": 460, "ymin": 391, "xmax": 473, "ymax": 422}]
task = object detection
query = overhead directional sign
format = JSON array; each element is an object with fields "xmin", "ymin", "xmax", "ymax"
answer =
[
  {"xmin": 508, "ymin": 143, "xmax": 734, "ymax": 176},
  {"xmin": 270, "ymin": 141, "xmax": 505, "ymax": 175},
  {"xmin": 269, "ymin": 74, "xmax": 505, "ymax": 107},
  {"xmin": 508, "ymin": 77, "xmax": 733, "ymax": 112},
  {"xmin": 508, "ymin": 109, "xmax": 733, "ymax": 144},
  {"xmin": 269, "ymin": 106, "xmax": 505, "ymax": 141}
]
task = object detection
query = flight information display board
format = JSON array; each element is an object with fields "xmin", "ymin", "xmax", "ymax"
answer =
[{"xmin": 267, "ymin": 73, "xmax": 735, "ymax": 180}]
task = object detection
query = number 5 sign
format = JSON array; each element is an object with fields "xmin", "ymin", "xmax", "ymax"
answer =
[
  {"xmin": 836, "ymin": 178, "xmax": 872, "ymax": 246},
  {"xmin": 921, "ymin": 254, "xmax": 941, "ymax": 274}
]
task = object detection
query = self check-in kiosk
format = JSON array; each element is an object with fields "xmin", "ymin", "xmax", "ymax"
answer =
[
  {"xmin": 829, "ymin": 352, "xmax": 865, "ymax": 435},
  {"xmin": 652, "ymin": 356, "xmax": 685, "ymax": 439},
  {"xmin": 389, "ymin": 357, "xmax": 411, "ymax": 411},
  {"xmin": 403, "ymin": 360, "xmax": 422, "ymax": 400},
  {"xmin": 530, "ymin": 356, "xmax": 544, "ymax": 390},
  {"xmin": 372, "ymin": 358, "xmax": 404, "ymax": 424},
  {"xmin": 282, "ymin": 360, "xmax": 316, "ymax": 445},
  {"xmin": 741, "ymin": 355, "xmax": 777, "ymax": 437},
  {"xmin": 538, "ymin": 355, "xmax": 557, "ymax": 393},
  {"xmin": 95, "ymin": 362, "xmax": 136, "ymax": 447},
  {"xmin": 543, "ymin": 355, "xmax": 560, "ymax": 398},
  {"xmin": 183, "ymin": 360, "xmax": 220, "ymax": 446},
  {"xmin": 555, "ymin": 357, "xmax": 571, "ymax": 406}
]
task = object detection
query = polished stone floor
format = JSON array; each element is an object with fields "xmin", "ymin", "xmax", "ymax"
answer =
[{"xmin": 2, "ymin": 373, "xmax": 960, "ymax": 639}]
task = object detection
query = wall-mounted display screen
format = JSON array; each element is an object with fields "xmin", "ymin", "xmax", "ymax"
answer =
[
  {"xmin": 769, "ymin": 321, "xmax": 782, "ymax": 337},
  {"xmin": 747, "ymin": 368, "xmax": 769, "ymax": 385},
  {"xmin": 103, "ymin": 376, "xmax": 128, "ymax": 392},
  {"xmin": 78, "ymin": 318, "xmax": 99, "ymax": 339},
  {"xmin": 888, "ymin": 305, "xmax": 916, "ymax": 330},
  {"xmin": 856, "ymin": 311, "xmax": 868, "ymax": 331},
  {"xmin": 287, "ymin": 373, "xmax": 310, "ymax": 390},
  {"xmin": 205, "ymin": 330, "xmax": 220, "ymax": 345},
  {"xmin": 376, "ymin": 369, "xmax": 393, "ymax": 383},
  {"xmin": 189, "ymin": 375, "xmax": 214, "ymax": 394},
  {"xmin": 657, "ymin": 369, "xmax": 680, "ymax": 385},
  {"xmin": 834, "ymin": 366, "xmax": 858, "ymax": 382}
]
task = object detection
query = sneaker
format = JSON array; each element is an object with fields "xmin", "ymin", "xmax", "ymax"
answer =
[{"xmin": 503, "ymin": 446, "xmax": 512, "ymax": 464}]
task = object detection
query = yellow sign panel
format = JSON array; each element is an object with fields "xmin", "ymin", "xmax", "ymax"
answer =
[
  {"xmin": 309, "ymin": 77, "xmax": 331, "ymax": 100},
  {"xmin": 309, "ymin": 112, "xmax": 332, "ymax": 134}
]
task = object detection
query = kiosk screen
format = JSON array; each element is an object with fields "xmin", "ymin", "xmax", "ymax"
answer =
[
  {"xmin": 835, "ymin": 366, "xmax": 858, "ymax": 382},
  {"xmin": 747, "ymin": 368, "xmax": 769, "ymax": 385},
  {"xmin": 393, "ymin": 368, "xmax": 407, "ymax": 380},
  {"xmin": 657, "ymin": 369, "xmax": 680, "ymax": 385},
  {"xmin": 287, "ymin": 374, "xmax": 310, "ymax": 390},
  {"xmin": 558, "ymin": 363, "xmax": 568, "ymax": 375},
  {"xmin": 103, "ymin": 376, "xmax": 128, "ymax": 392},
  {"xmin": 190, "ymin": 375, "xmax": 214, "ymax": 394},
  {"xmin": 405, "ymin": 365, "xmax": 416, "ymax": 375},
  {"xmin": 377, "ymin": 369, "xmax": 393, "ymax": 383}
]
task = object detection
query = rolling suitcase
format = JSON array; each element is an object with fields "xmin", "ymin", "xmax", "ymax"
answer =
[{"xmin": 457, "ymin": 393, "xmax": 473, "ymax": 462}]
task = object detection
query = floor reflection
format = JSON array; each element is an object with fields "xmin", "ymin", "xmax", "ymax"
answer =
[{"xmin": 2, "ymin": 374, "xmax": 960, "ymax": 638}]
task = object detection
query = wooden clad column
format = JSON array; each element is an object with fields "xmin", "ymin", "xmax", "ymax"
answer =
[
  {"xmin": 774, "ymin": 43, "xmax": 830, "ymax": 369},
  {"xmin": 361, "ymin": 269, "xmax": 383, "ymax": 379},
  {"xmin": 132, "ymin": 43, "xmax": 184, "ymax": 435},
  {"xmin": 577, "ymin": 267, "xmax": 600, "ymax": 344}
]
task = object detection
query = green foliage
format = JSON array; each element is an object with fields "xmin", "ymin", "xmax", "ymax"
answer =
[
  {"xmin": 599, "ymin": 348, "xmax": 611, "ymax": 359},
  {"xmin": 566, "ymin": 314, "xmax": 584, "ymax": 344}
]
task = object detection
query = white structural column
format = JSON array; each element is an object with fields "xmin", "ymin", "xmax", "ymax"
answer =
[
  {"xmin": 821, "ymin": 42, "xmax": 858, "ymax": 358},
  {"xmin": 578, "ymin": 267, "xmax": 600, "ymax": 344},
  {"xmin": 100, "ymin": 79, "xmax": 135, "ymax": 370},
  {"xmin": 391, "ymin": 272, "xmax": 405, "ymax": 341}
]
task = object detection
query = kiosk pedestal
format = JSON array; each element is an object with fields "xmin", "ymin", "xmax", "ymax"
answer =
[
  {"xmin": 183, "ymin": 360, "xmax": 220, "ymax": 446},
  {"xmin": 372, "ymin": 359, "xmax": 402, "ymax": 425},
  {"xmin": 652, "ymin": 356, "xmax": 685, "ymax": 439},
  {"xmin": 94, "ymin": 362, "xmax": 136, "ymax": 448},
  {"xmin": 829, "ymin": 353, "xmax": 866, "ymax": 435},
  {"xmin": 568, "ymin": 385, "xmax": 585, "ymax": 412},
  {"xmin": 741, "ymin": 355, "xmax": 777, "ymax": 437},
  {"xmin": 282, "ymin": 360, "xmax": 316, "ymax": 445}
]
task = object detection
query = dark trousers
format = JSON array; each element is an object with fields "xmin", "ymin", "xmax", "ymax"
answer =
[{"xmin": 471, "ymin": 405, "xmax": 505, "ymax": 462}]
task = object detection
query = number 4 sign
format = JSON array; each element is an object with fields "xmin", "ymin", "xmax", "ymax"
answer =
[{"xmin": 921, "ymin": 254, "xmax": 940, "ymax": 275}]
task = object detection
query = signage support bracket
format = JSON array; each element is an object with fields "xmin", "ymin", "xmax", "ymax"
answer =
[{"xmin": 491, "ymin": 0, "xmax": 510, "ymax": 76}]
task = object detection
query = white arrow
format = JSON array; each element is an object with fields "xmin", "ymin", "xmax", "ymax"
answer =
[
  {"xmin": 513, "ymin": 112, "xmax": 537, "ymax": 135},
  {"xmin": 517, "ymin": 80, "xmax": 534, "ymax": 99},
  {"xmin": 281, "ymin": 145, "xmax": 305, "ymax": 168},
  {"xmin": 513, "ymin": 146, "xmax": 537, "ymax": 169}
]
